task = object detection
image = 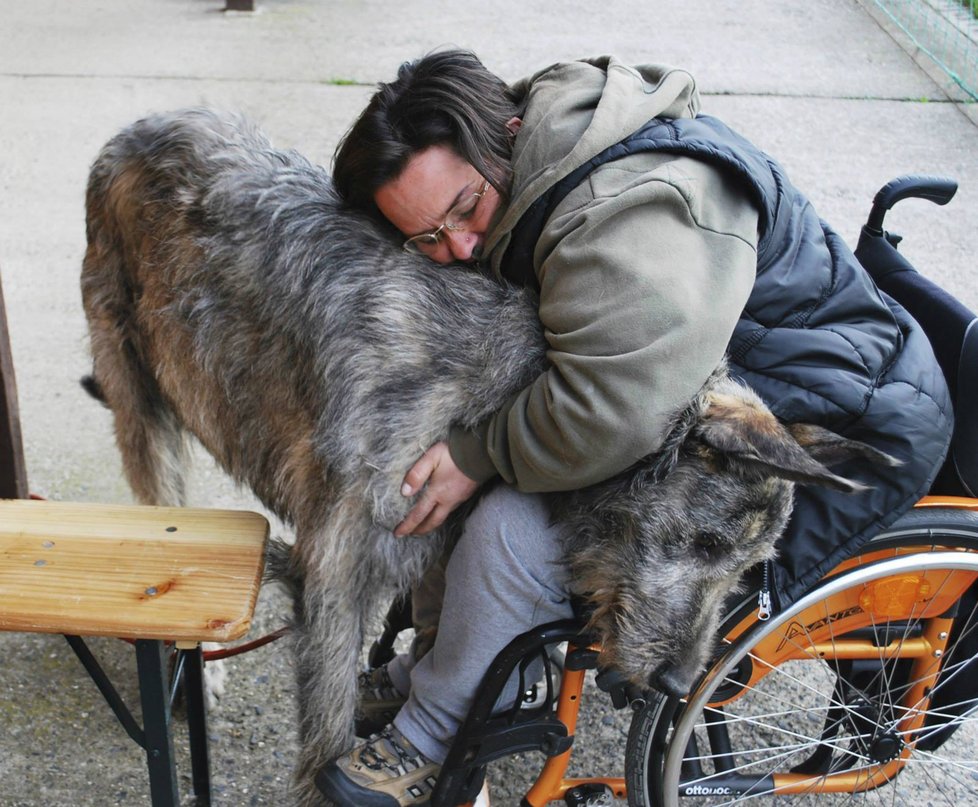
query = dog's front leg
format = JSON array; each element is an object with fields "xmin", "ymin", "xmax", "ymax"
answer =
[{"xmin": 289, "ymin": 532, "xmax": 384, "ymax": 807}]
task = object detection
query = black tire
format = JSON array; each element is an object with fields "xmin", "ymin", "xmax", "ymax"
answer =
[{"xmin": 625, "ymin": 506, "xmax": 978, "ymax": 806}]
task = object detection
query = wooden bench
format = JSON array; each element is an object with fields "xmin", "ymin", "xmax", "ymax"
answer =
[{"xmin": 0, "ymin": 269, "xmax": 269, "ymax": 806}]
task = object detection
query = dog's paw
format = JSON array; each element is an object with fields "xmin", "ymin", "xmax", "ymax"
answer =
[{"xmin": 202, "ymin": 645, "xmax": 228, "ymax": 709}]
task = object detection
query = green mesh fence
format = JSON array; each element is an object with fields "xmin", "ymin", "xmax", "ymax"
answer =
[{"xmin": 873, "ymin": 0, "xmax": 978, "ymax": 99}]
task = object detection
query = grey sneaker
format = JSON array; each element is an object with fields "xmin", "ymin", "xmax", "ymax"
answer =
[
  {"xmin": 355, "ymin": 665, "xmax": 408, "ymax": 738},
  {"xmin": 316, "ymin": 725, "xmax": 440, "ymax": 806}
]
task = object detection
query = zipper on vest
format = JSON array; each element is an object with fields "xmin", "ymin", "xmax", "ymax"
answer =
[{"xmin": 757, "ymin": 560, "xmax": 773, "ymax": 621}]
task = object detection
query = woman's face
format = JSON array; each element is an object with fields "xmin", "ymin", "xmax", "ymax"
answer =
[{"xmin": 374, "ymin": 145, "xmax": 503, "ymax": 265}]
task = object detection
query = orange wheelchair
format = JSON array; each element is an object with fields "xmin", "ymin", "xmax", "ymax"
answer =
[{"xmin": 372, "ymin": 176, "xmax": 978, "ymax": 806}]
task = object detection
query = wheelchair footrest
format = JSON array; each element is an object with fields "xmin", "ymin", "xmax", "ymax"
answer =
[
  {"xmin": 456, "ymin": 714, "xmax": 573, "ymax": 767},
  {"xmin": 433, "ymin": 715, "xmax": 573, "ymax": 807}
]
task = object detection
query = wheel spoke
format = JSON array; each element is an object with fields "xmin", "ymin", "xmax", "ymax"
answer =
[
  {"xmin": 713, "ymin": 707, "xmax": 875, "ymax": 760},
  {"xmin": 901, "ymin": 750, "xmax": 978, "ymax": 804},
  {"xmin": 896, "ymin": 701, "xmax": 978, "ymax": 747}
]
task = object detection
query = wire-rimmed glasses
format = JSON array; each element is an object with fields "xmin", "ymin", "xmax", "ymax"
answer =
[{"xmin": 402, "ymin": 179, "xmax": 491, "ymax": 256}]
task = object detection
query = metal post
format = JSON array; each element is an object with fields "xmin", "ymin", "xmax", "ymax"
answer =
[
  {"xmin": 0, "ymin": 270, "xmax": 28, "ymax": 499},
  {"xmin": 181, "ymin": 645, "xmax": 212, "ymax": 804},
  {"xmin": 135, "ymin": 640, "xmax": 179, "ymax": 807}
]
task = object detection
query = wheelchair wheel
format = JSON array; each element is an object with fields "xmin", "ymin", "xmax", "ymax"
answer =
[{"xmin": 625, "ymin": 506, "xmax": 978, "ymax": 806}]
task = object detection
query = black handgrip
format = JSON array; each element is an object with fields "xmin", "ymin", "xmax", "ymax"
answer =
[{"xmin": 865, "ymin": 175, "xmax": 958, "ymax": 235}]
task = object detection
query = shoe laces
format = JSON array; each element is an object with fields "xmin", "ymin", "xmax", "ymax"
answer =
[
  {"xmin": 358, "ymin": 666, "xmax": 402, "ymax": 702},
  {"xmin": 360, "ymin": 727, "xmax": 430, "ymax": 776}
]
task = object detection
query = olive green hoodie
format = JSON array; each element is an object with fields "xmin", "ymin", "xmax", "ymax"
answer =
[{"xmin": 448, "ymin": 57, "xmax": 759, "ymax": 492}]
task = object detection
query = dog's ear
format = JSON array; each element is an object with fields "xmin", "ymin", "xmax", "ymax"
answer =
[
  {"xmin": 695, "ymin": 392, "xmax": 898, "ymax": 492},
  {"xmin": 785, "ymin": 422, "xmax": 903, "ymax": 469}
]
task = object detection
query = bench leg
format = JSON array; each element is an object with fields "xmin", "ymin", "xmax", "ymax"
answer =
[
  {"xmin": 135, "ymin": 640, "xmax": 179, "ymax": 807},
  {"xmin": 64, "ymin": 635, "xmax": 146, "ymax": 746},
  {"xmin": 182, "ymin": 645, "xmax": 212, "ymax": 804},
  {"xmin": 68, "ymin": 637, "xmax": 214, "ymax": 805}
]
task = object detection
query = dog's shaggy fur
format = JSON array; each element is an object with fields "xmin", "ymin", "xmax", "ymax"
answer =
[{"xmin": 81, "ymin": 109, "xmax": 891, "ymax": 804}]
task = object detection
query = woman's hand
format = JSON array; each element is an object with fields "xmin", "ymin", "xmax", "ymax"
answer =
[{"xmin": 394, "ymin": 441, "xmax": 479, "ymax": 537}]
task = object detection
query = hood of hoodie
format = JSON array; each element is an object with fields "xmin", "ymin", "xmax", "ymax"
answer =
[{"xmin": 485, "ymin": 56, "xmax": 700, "ymax": 275}]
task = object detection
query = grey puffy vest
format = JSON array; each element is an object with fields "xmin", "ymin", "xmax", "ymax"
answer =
[{"xmin": 502, "ymin": 114, "xmax": 953, "ymax": 606}]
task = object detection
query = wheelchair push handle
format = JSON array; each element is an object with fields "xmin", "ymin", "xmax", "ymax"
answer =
[{"xmin": 864, "ymin": 175, "xmax": 958, "ymax": 236}]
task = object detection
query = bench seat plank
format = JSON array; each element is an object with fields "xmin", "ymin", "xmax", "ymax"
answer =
[{"xmin": 0, "ymin": 499, "xmax": 268, "ymax": 642}]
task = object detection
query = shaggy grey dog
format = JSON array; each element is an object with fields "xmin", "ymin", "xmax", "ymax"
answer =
[{"xmin": 80, "ymin": 109, "xmax": 889, "ymax": 804}]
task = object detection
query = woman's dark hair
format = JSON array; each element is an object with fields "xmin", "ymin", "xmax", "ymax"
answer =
[{"xmin": 332, "ymin": 49, "xmax": 521, "ymax": 216}]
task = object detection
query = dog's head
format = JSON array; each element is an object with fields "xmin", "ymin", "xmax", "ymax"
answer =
[{"xmin": 554, "ymin": 374, "xmax": 899, "ymax": 697}]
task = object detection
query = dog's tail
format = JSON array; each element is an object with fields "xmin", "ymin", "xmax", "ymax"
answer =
[
  {"xmin": 263, "ymin": 535, "xmax": 303, "ymax": 598},
  {"xmin": 80, "ymin": 373, "xmax": 107, "ymax": 405}
]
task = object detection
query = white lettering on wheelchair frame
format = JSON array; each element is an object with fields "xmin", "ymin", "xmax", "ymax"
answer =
[{"xmin": 683, "ymin": 785, "xmax": 736, "ymax": 796}]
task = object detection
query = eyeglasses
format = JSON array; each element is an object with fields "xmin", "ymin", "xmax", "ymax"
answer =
[{"xmin": 402, "ymin": 180, "xmax": 491, "ymax": 255}]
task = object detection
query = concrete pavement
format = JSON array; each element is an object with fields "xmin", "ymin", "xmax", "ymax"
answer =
[{"xmin": 1, "ymin": 0, "xmax": 976, "ymax": 804}]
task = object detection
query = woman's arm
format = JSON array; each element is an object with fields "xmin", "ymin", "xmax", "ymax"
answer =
[{"xmin": 450, "ymin": 156, "xmax": 760, "ymax": 492}]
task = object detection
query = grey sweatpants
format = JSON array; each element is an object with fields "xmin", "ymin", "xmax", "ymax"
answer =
[{"xmin": 388, "ymin": 485, "xmax": 574, "ymax": 763}]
